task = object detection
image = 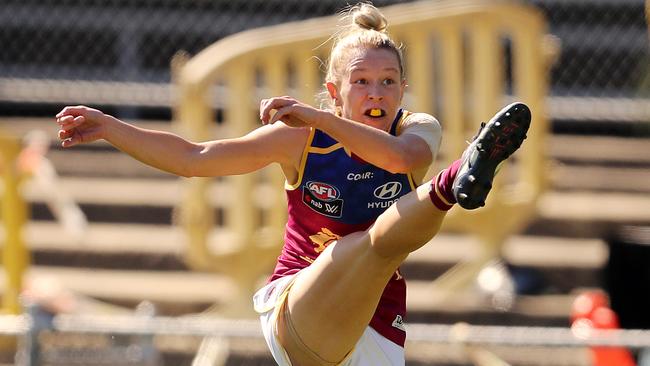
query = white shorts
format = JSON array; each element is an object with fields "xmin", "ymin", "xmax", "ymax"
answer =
[{"xmin": 253, "ymin": 274, "xmax": 405, "ymax": 366}]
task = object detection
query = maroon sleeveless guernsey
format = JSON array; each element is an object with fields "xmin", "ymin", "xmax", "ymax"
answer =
[{"xmin": 270, "ymin": 110, "xmax": 415, "ymax": 346}]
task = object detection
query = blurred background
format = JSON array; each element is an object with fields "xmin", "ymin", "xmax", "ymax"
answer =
[{"xmin": 0, "ymin": 0, "xmax": 649, "ymax": 365}]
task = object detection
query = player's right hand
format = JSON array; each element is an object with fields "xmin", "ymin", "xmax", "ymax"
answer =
[{"xmin": 55, "ymin": 106, "xmax": 107, "ymax": 148}]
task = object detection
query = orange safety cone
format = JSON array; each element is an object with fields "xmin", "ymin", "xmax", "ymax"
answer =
[
  {"xmin": 589, "ymin": 307, "xmax": 636, "ymax": 366},
  {"xmin": 570, "ymin": 291, "xmax": 636, "ymax": 366},
  {"xmin": 571, "ymin": 290, "xmax": 609, "ymax": 324}
]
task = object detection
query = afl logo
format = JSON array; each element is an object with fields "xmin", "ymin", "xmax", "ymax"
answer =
[
  {"xmin": 373, "ymin": 182, "xmax": 402, "ymax": 200},
  {"xmin": 306, "ymin": 181, "xmax": 340, "ymax": 201}
]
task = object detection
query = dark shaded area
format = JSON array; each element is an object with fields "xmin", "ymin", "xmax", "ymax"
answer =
[{"xmin": 605, "ymin": 226, "xmax": 650, "ymax": 329}]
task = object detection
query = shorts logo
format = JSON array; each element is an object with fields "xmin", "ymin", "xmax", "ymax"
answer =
[
  {"xmin": 392, "ymin": 314, "xmax": 406, "ymax": 331},
  {"xmin": 373, "ymin": 182, "xmax": 402, "ymax": 200},
  {"xmin": 303, "ymin": 181, "xmax": 343, "ymax": 218}
]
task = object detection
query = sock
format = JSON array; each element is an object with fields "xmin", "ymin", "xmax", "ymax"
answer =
[{"xmin": 428, "ymin": 159, "xmax": 461, "ymax": 211}]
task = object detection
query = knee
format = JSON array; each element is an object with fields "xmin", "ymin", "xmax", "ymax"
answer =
[{"xmin": 366, "ymin": 233, "xmax": 409, "ymax": 264}]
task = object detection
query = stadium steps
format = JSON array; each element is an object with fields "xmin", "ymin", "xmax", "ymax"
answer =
[
  {"xmin": 3, "ymin": 220, "xmax": 606, "ymax": 326},
  {"xmin": 1, "ymin": 118, "xmax": 649, "ymax": 327}
]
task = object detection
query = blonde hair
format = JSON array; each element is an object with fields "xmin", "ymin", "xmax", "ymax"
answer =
[
  {"xmin": 320, "ymin": 3, "xmax": 406, "ymax": 110},
  {"xmin": 321, "ymin": 3, "xmax": 405, "ymax": 109}
]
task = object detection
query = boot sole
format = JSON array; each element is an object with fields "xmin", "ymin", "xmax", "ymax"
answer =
[{"xmin": 453, "ymin": 102, "xmax": 532, "ymax": 209}]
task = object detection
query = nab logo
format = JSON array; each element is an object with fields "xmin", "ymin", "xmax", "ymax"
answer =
[
  {"xmin": 303, "ymin": 181, "xmax": 344, "ymax": 218},
  {"xmin": 373, "ymin": 182, "xmax": 402, "ymax": 200},
  {"xmin": 306, "ymin": 181, "xmax": 340, "ymax": 202}
]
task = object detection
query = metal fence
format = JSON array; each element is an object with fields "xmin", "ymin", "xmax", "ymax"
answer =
[
  {"xmin": 0, "ymin": 0, "xmax": 648, "ymax": 123},
  {"xmin": 1, "ymin": 304, "xmax": 650, "ymax": 366}
]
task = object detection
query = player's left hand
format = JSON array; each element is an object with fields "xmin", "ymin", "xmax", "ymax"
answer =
[{"xmin": 259, "ymin": 96, "xmax": 326, "ymax": 128}]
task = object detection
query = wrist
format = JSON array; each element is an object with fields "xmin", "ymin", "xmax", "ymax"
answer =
[
  {"xmin": 100, "ymin": 114, "xmax": 120, "ymax": 140},
  {"xmin": 311, "ymin": 109, "xmax": 331, "ymax": 129}
]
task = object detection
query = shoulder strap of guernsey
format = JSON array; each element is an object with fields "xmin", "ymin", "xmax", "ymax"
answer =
[{"xmin": 390, "ymin": 109, "xmax": 411, "ymax": 136}]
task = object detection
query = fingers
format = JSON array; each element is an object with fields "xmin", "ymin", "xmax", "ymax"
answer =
[
  {"xmin": 259, "ymin": 99, "xmax": 271, "ymax": 123},
  {"xmin": 269, "ymin": 105, "xmax": 291, "ymax": 125},
  {"xmin": 56, "ymin": 105, "xmax": 101, "ymax": 130},
  {"xmin": 56, "ymin": 105, "xmax": 92, "ymax": 131},
  {"xmin": 56, "ymin": 115, "xmax": 86, "ymax": 131},
  {"xmin": 270, "ymin": 106, "xmax": 312, "ymax": 128},
  {"xmin": 261, "ymin": 97, "xmax": 317, "ymax": 128},
  {"xmin": 58, "ymin": 128, "xmax": 80, "ymax": 148},
  {"xmin": 58, "ymin": 129, "xmax": 72, "ymax": 140},
  {"xmin": 55, "ymin": 106, "xmax": 99, "ymax": 147},
  {"xmin": 259, "ymin": 96, "xmax": 295, "ymax": 124},
  {"xmin": 264, "ymin": 109, "xmax": 278, "ymax": 125},
  {"xmin": 56, "ymin": 105, "xmax": 91, "ymax": 118},
  {"xmin": 260, "ymin": 98, "xmax": 279, "ymax": 124},
  {"xmin": 55, "ymin": 106, "xmax": 87, "ymax": 148}
]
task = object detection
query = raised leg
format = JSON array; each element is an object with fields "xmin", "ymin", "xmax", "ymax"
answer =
[
  {"xmin": 277, "ymin": 102, "xmax": 532, "ymax": 364},
  {"xmin": 280, "ymin": 184, "xmax": 446, "ymax": 364}
]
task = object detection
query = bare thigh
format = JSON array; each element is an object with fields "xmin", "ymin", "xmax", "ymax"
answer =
[
  {"xmin": 279, "ymin": 232, "xmax": 403, "ymax": 364},
  {"xmin": 277, "ymin": 185, "xmax": 445, "ymax": 363}
]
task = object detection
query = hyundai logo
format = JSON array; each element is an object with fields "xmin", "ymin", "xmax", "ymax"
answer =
[{"xmin": 373, "ymin": 182, "xmax": 402, "ymax": 200}]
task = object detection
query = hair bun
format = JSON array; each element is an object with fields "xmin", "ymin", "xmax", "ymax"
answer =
[{"xmin": 352, "ymin": 4, "xmax": 388, "ymax": 32}]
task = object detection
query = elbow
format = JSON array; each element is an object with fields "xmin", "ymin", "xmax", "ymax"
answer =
[
  {"xmin": 382, "ymin": 154, "xmax": 415, "ymax": 174},
  {"xmin": 383, "ymin": 150, "xmax": 431, "ymax": 174},
  {"xmin": 179, "ymin": 144, "xmax": 206, "ymax": 178}
]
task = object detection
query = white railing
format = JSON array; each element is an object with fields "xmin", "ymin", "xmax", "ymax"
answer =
[{"xmin": 2, "ymin": 307, "xmax": 650, "ymax": 366}]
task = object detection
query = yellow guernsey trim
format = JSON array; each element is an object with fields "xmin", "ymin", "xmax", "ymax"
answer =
[
  {"xmin": 406, "ymin": 171, "xmax": 417, "ymax": 190},
  {"xmin": 397, "ymin": 110, "xmax": 417, "ymax": 190},
  {"xmin": 395, "ymin": 109, "xmax": 412, "ymax": 136},
  {"xmin": 285, "ymin": 128, "xmax": 316, "ymax": 190},
  {"xmin": 309, "ymin": 143, "xmax": 344, "ymax": 155}
]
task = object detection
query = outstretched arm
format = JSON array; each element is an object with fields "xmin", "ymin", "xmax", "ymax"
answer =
[
  {"xmin": 57, "ymin": 105, "xmax": 305, "ymax": 178},
  {"xmin": 259, "ymin": 97, "xmax": 437, "ymax": 174}
]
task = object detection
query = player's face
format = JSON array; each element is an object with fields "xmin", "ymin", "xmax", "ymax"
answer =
[{"xmin": 335, "ymin": 48, "xmax": 406, "ymax": 130}]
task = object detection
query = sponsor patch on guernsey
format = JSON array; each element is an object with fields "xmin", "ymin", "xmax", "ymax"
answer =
[{"xmin": 302, "ymin": 181, "xmax": 344, "ymax": 218}]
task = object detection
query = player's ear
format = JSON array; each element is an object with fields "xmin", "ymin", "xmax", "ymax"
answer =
[
  {"xmin": 400, "ymin": 79, "xmax": 407, "ymax": 102},
  {"xmin": 326, "ymin": 82, "xmax": 341, "ymax": 106}
]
